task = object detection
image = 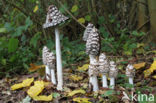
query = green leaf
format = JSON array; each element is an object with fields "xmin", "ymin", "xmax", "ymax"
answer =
[
  {"xmin": 8, "ymin": 38, "xmax": 19, "ymax": 53},
  {"xmin": 102, "ymin": 90, "xmax": 114, "ymax": 97},
  {"xmin": 85, "ymin": 15, "xmax": 91, "ymax": 21},
  {"xmin": 0, "ymin": 28, "xmax": 7, "ymax": 33},
  {"xmin": 30, "ymin": 32, "xmax": 41, "ymax": 48},
  {"xmin": 71, "ymin": 5, "xmax": 78, "ymax": 13},
  {"xmin": 78, "ymin": 18, "xmax": 85, "ymax": 24},
  {"xmin": 25, "ymin": 17, "xmax": 33, "ymax": 30}
]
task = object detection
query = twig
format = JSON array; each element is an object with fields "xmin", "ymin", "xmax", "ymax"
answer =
[
  {"xmin": 56, "ymin": 0, "xmax": 86, "ymax": 28},
  {"xmin": 137, "ymin": 19, "xmax": 150, "ymax": 31}
]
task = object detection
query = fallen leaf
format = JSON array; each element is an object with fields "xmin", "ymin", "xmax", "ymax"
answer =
[
  {"xmin": 133, "ymin": 62, "xmax": 146, "ymax": 69},
  {"xmin": 69, "ymin": 75, "xmax": 83, "ymax": 81},
  {"xmin": 144, "ymin": 60, "xmax": 156, "ymax": 78},
  {"xmin": 33, "ymin": 94, "xmax": 52, "ymax": 101},
  {"xmin": 20, "ymin": 96, "xmax": 31, "ymax": 103},
  {"xmin": 68, "ymin": 89, "xmax": 86, "ymax": 96},
  {"xmin": 29, "ymin": 63, "xmax": 45, "ymax": 72},
  {"xmin": 73, "ymin": 97, "xmax": 91, "ymax": 103},
  {"xmin": 27, "ymin": 81, "xmax": 44, "ymax": 97},
  {"xmin": 78, "ymin": 64, "xmax": 89, "ymax": 71},
  {"xmin": 152, "ymin": 75, "xmax": 156, "ymax": 79},
  {"xmin": 11, "ymin": 78, "xmax": 34, "ymax": 90}
]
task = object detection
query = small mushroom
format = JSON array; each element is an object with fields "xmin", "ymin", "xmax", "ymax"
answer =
[
  {"xmin": 126, "ymin": 64, "xmax": 135, "ymax": 85},
  {"xmin": 98, "ymin": 53, "xmax": 109, "ymax": 88},
  {"xmin": 109, "ymin": 61, "xmax": 118, "ymax": 89},
  {"xmin": 43, "ymin": 5, "xmax": 68, "ymax": 90},
  {"xmin": 42, "ymin": 46, "xmax": 56, "ymax": 84},
  {"xmin": 42, "ymin": 46, "xmax": 51, "ymax": 81},
  {"xmin": 85, "ymin": 26, "xmax": 100, "ymax": 92}
]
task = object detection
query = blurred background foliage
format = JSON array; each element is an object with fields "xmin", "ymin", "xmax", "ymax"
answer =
[{"xmin": 0, "ymin": 0, "xmax": 156, "ymax": 78}]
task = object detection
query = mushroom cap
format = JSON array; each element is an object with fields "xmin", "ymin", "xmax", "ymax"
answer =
[
  {"xmin": 46, "ymin": 52, "xmax": 56, "ymax": 69},
  {"xmin": 43, "ymin": 5, "xmax": 68, "ymax": 28},
  {"xmin": 88, "ymin": 59, "xmax": 99, "ymax": 76},
  {"xmin": 42, "ymin": 46, "xmax": 50, "ymax": 65},
  {"xmin": 109, "ymin": 61, "xmax": 118, "ymax": 78},
  {"xmin": 98, "ymin": 53, "xmax": 109, "ymax": 74},
  {"xmin": 83, "ymin": 23, "xmax": 94, "ymax": 41},
  {"xmin": 86, "ymin": 27, "xmax": 100, "ymax": 56},
  {"xmin": 42, "ymin": 46, "xmax": 56, "ymax": 69},
  {"xmin": 126, "ymin": 64, "xmax": 135, "ymax": 78}
]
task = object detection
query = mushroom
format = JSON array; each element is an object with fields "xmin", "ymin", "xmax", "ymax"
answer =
[
  {"xmin": 109, "ymin": 61, "xmax": 118, "ymax": 89},
  {"xmin": 98, "ymin": 53, "xmax": 109, "ymax": 88},
  {"xmin": 43, "ymin": 5, "xmax": 68, "ymax": 90},
  {"xmin": 85, "ymin": 26, "xmax": 100, "ymax": 92},
  {"xmin": 42, "ymin": 46, "xmax": 56, "ymax": 84},
  {"xmin": 126, "ymin": 64, "xmax": 135, "ymax": 85}
]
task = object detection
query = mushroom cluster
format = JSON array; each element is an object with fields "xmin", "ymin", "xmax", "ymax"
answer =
[
  {"xmin": 83, "ymin": 23, "xmax": 119, "ymax": 91},
  {"xmin": 42, "ymin": 46, "xmax": 56, "ymax": 84},
  {"xmin": 84, "ymin": 24, "xmax": 100, "ymax": 92},
  {"xmin": 43, "ymin": 5, "xmax": 68, "ymax": 90}
]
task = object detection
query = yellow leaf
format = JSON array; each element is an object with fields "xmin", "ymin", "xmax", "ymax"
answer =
[
  {"xmin": 33, "ymin": 5, "xmax": 39, "ymax": 13},
  {"xmin": 27, "ymin": 81, "xmax": 44, "ymax": 97},
  {"xmin": 144, "ymin": 60, "xmax": 156, "ymax": 78},
  {"xmin": 78, "ymin": 64, "xmax": 89, "ymax": 71},
  {"xmin": 73, "ymin": 97, "xmax": 91, "ymax": 103},
  {"xmin": 11, "ymin": 78, "xmax": 34, "ymax": 90},
  {"xmin": 153, "ymin": 75, "xmax": 156, "ymax": 79},
  {"xmin": 29, "ymin": 63, "xmax": 45, "ymax": 72},
  {"xmin": 133, "ymin": 62, "xmax": 146, "ymax": 69},
  {"xmin": 69, "ymin": 75, "xmax": 83, "ymax": 81},
  {"xmin": 78, "ymin": 18, "xmax": 85, "ymax": 24},
  {"xmin": 33, "ymin": 94, "xmax": 52, "ymax": 101},
  {"xmin": 11, "ymin": 84, "xmax": 23, "ymax": 90},
  {"xmin": 68, "ymin": 89, "xmax": 86, "ymax": 96}
]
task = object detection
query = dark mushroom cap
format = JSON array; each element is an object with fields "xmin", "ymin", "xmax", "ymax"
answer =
[
  {"xmin": 98, "ymin": 53, "xmax": 110, "ymax": 74},
  {"xmin": 86, "ymin": 27, "xmax": 100, "ymax": 56},
  {"xmin": 109, "ymin": 61, "xmax": 118, "ymax": 78},
  {"xmin": 83, "ymin": 23, "xmax": 94, "ymax": 41},
  {"xmin": 42, "ymin": 46, "xmax": 56, "ymax": 69},
  {"xmin": 43, "ymin": 5, "xmax": 68, "ymax": 28}
]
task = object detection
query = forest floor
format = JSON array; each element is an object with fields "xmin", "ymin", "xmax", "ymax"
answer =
[{"xmin": 0, "ymin": 54, "xmax": 156, "ymax": 103}]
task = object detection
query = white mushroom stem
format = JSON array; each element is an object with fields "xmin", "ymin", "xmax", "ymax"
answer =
[
  {"xmin": 45, "ymin": 65, "xmax": 51, "ymax": 81},
  {"xmin": 55, "ymin": 28, "xmax": 63, "ymax": 90},
  {"xmin": 102, "ymin": 74, "xmax": 108, "ymax": 88},
  {"xmin": 129, "ymin": 77, "xmax": 133, "ymax": 85},
  {"xmin": 50, "ymin": 69, "xmax": 56, "ymax": 85},
  {"xmin": 89, "ymin": 55, "xmax": 99, "ymax": 92},
  {"xmin": 110, "ymin": 77, "xmax": 115, "ymax": 89},
  {"xmin": 90, "ymin": 75, "xmax": 99, "ymax": 92}
]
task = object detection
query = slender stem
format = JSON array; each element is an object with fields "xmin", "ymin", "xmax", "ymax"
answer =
[
  {"xmin": 91, "ymin": 75, "xmax": 99, "ymax": 92},
  {"xmin": 129, "ymin": 77, "xmax": 133, "ymax": 85},
  {"xmin": 45, "ymin": 65, "xmax": 51, "ymax": 81},
  {"xmin": 55, "ymin": 28, "xmax": 63, "ymax": 90},
  {"xmin": 110, "ymin": 77, "xmax": 115, "ymax": 89},
  {"xmin": 102, "ymin": 74, "xmax": 108, "ymax": 88},
  {"xmin": 50, "ymin": 69, "xmax": 56, "ymax": 85}
]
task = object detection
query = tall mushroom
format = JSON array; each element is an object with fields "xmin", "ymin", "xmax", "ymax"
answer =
[
  {"xmin": 83, "ymin": 23, "xmax": 94, "ymax": 41},
  {"xmin": 126, "ymin": 64, "xmax": 135, "ymax": 85},
  {"xmin": 42, "ymin": 46, "xmax": 56, "ymax": 84},
  {"xmin": 109, "ymin": 61, "xmax": 118, "ymax": 89},
  {"xmin": 43, "ymin": 5, "xmax": 68, "ymax": 90},
  {"xmin": 86, "ymin": 26, "xmax": 100, "ymax": 92},
  {"xmin": 98, "ymin": 53, "xmax": 109, "ymax": 88}
]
